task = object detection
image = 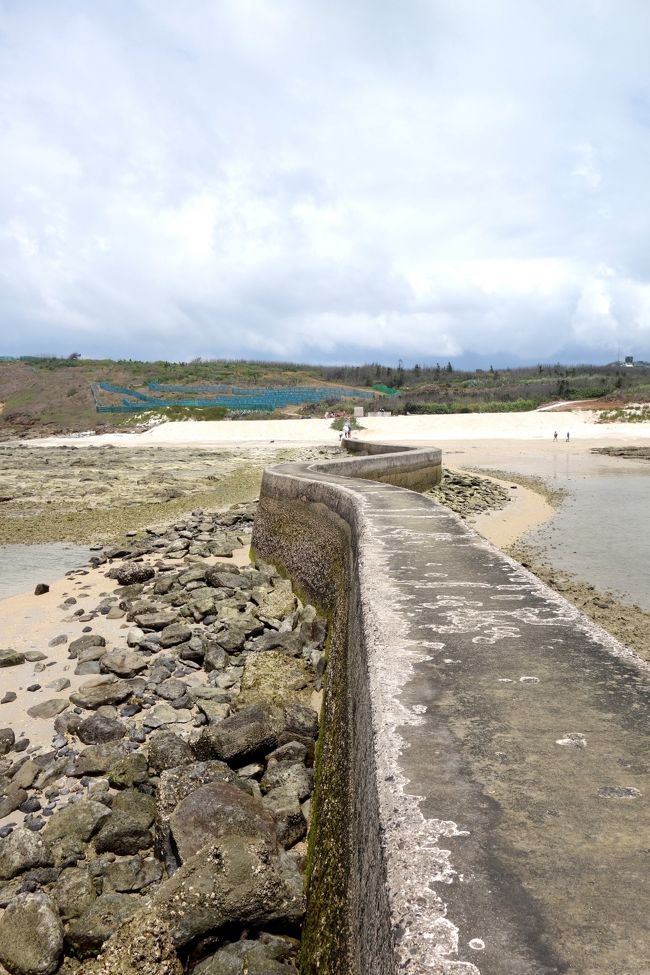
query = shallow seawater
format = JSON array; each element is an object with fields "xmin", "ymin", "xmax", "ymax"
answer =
[
  {"xmin": 0, "ymin": 543, "xmax": 92, "ymax": 600},
  {"xmin": 473, "ymin": 450, "xmax": 650, "ymax": 613},
  {"xmin": 525, "ymin": 469, "xmax": 650, "ymax": 612}
]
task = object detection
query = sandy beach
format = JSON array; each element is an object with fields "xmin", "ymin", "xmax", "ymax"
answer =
[
  {"xmin": 18, "ymin": 407, "xmax": 650, "ymax": 551},
  {"xmin": 3, "ymin": 408, "xmax": 650, "ymax": 730}
]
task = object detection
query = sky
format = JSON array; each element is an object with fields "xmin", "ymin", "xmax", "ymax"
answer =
[{"xmin": 2, "ymin": 0, "xmax": 650, "ymax": 368}]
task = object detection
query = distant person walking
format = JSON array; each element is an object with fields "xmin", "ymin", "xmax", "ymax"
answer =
[
  {"xmin": 554, "ymin": 431, "xmax": 558, "ymax": 441},
  {"xmin": 343, "ymin": 420, "xmax": 352, "ymax": 439},
  {"xmin": 566, "ymin": 432, "xmax": 570, "ymax": 442}
]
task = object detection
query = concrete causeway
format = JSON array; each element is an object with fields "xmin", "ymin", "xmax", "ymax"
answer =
[{"xmin": 251, "ymin": 441, "xmax": 650, "ymax": 975}]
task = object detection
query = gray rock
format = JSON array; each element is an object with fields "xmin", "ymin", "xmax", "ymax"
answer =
[
  {"xmin": 65, "ymin": 892, "xmax": 141, "ymax": 958},
  {"xmin": 169, "ymin": 780, "xmax": 277, "ymax": 863},
  {"xmin": 0, "ymin": 728, "xmax": 15, "ymax": 756},
  {"xmin": 69, "ymin": 741, "xmax": 129, "ymax": 777},
  {"xmin": 68, "ymin": 635, "xmax": 106, "ymax": 659},
  {"xmin": 248, "ymin": 630, "xmax": 304, "ymax": 655},
  {"xmin": 50, "ymin": 866, "xmax": 96, "ymax": 920},
  {"xmin": 77, "ymin": 643, "xmax": 111, "ymax": 664},
  {"xmin": 147, "ymin": 731, "xmax": 193, "ymax": 774},
  {"xmin": 155, "ymin": 678, "xmax": 187, "ymax": 701},
  {"xmin": 193, "ymin": 704, "xmax": 282, "ymax": 764},
  {"xmin": 150, "ymin": 835, "xmax": 304, "ymax": 946},
  {"xmin": 134, "ymin": 611, "xmax": 177, "ymax": 631},
  {"xmin": 262, "ymin": 788, "xmax": 307, "ymax": 848},
  {"xmin": 26, "ymin": 699, "xmax": 70, "ymax": 720},
  {"xmin": 0, "ymin": 892, "xmax": 63, "ymax": 975},
  {"xmin": 108, "ymin": 564, "xmax": 155, "ymax": 586},
  {"xmin": 100, "ymin": 651, "xmax": 149, "ymax": 678},
  {"xmin": 107, "ymin": 752, "xmax": 149, "ymax": 790},
  {"xmin": 103, "ymin": 854, "xmax": 163, "ymax": 893},
  {"xmin": 69, "ymin": 678, "xmax": 134, "ymax": 710},
  {"xmin": 203, "ymin": 644, "xmax": 227, "ymax": 672},
  {"xmin": 0, "ymin": 648, "xmax": 26, "ymax": 667},
  {"xmin": 76, "ymin": 912, "xmax": 182, "ymax": 975},
  {"xmin": 260, "ymin": 762, "xmax": 312, "ymax": 801},
  {"xmin": 77, "ymin": 714, "xmax": 127, "ymax": 745},
  {"xmin": 11, "ymin": 759, "xmax": 40, "ymax": 790},
  {"xmin": 193, "ymin": 935, "xmax": 299, "ymax": 975},
  {"xmin": 93, "ymin": 810, "xmax": 153, "ymax": 856},
  {"xmin": 0, "ymin": 784, "xmax": 27, "ymax": 819},
  {"xmin": 42, "ymin": 799, "xmax": 111, "ymax": 862},
  {"xmin": 155, "ymin": 760, "xmax": 237, "ymax": 870},
  {"xmin": 0, "ymin": 827, "xmax": 52, "ymax": 880},
  {"xmin": 143, "ymin": 704, "xmax": 193, "ymax": 729},
  {"xmin": 159, "ymin": 623, "xmax": 192, "ymax": 648}
]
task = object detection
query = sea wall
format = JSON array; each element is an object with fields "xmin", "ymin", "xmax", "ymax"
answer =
[{"xmin": 251, "ymin": 442, "xmax": 650, "ymax": 975}]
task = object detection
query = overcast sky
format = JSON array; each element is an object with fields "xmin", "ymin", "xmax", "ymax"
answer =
[{"xmin": 2, "ymin": 0, "xmax": 650, "ymax": 367}]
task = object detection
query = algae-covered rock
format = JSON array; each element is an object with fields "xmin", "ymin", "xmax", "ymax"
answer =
[
  {"xmin": 0, "ymin": 892, "xmax": 63, "ymax": 975},
  {"xmin": 80, "ymin": 913, "xmax": 182, "ymax": 975},
  {"xmin": 150, "ymin": 835, "xmax": 305, "ymax": 946},
  {"xmin": 42, "ymin": 799, "xmax": 111, "ymax": 862},
  {"xmin": 169, "ymin": 780, "xmax": 277, "ymax": 863},
  {"xmin": 0, "ymin": 827, "xmax": 52, "ymax": 881},
  {"xmin": 65, "ymin": 893, "xmax": 141, "ymax": 958}
]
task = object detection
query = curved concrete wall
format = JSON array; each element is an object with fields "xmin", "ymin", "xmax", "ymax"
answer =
[{"xmin": 251, "ymin": 442, "xmax": 650, "ymax": 975}]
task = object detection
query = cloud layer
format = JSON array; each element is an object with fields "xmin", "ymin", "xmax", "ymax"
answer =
[{"xmin": 2, "ymin": 0, "xmax": 650, "ymax": 365}]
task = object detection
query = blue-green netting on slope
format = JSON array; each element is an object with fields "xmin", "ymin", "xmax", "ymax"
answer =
[{"xmin": 92, "ymin": 382, "xmax": 377, "ymax": 413}]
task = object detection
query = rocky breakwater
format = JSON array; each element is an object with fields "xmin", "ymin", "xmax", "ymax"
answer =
[
  {"xmin": 0, "ymin": 502, "xmax": 327, "ymax": 974},
  {"xmin": 426, "ymin": 468, "xmax": 511, "ymax": 516}
]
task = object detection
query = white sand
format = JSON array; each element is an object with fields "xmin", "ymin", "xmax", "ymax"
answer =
[{"xmin": 24, "ymin": 409, "xmax": 650, "ymax": 449}]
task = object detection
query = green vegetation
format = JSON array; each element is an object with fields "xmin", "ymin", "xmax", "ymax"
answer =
[
  {"xmin": 2, "ymin": 355, "xmax": 650, "ymax": 437},
  {"xmin": 329, "ymin": 415, "xmax": 364, "ymax": 431},
  {"xmin": 597, "ymin": 404, "xmax": 650, "ymax": 423}
]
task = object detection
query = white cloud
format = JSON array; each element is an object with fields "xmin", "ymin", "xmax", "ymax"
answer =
[{"xmin": 1, "ymin": 0, "xmax": 650, "ymax": 364}]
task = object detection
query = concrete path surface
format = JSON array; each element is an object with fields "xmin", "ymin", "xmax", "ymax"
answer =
[
  {"xmin": 355, "ymin": 478, "xmax": 650, "ymax": 973},
  {"xmin": 259, "ymin": 454, "xmax": 650, "ymax": 974}
]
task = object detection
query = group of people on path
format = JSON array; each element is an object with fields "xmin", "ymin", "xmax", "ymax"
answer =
[{"xmin": 554, "ymin": 431, "xmax": 570, "ymax": 442}]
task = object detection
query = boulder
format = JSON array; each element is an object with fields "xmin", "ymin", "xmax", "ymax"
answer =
[
  {"xmin": 69, "ymin": 741, "xmax": 129, "ymax": 777},
  {"xmin": 158, "ymin": 623, "xmax": 192, "ymax": 648},
  {"xmin": 237, "ymin": 653, "xmax": 312, "ymax": 710},
  {"xmin": 155, "ymin": 760, "xmax": 237, "ymax": 870},
  {"xmin": 79, "ymin": 913, "xmax": 182, "ymax": 975},
  {"xmin": 108, "ymin": 753, "xmax": 148, "ymax": 790},
  {"xmin": 262, "ymin": 789, "xmax": 307, "ymax": 848},
  {"xmin": 150, "ymin": 835, "xmax": 304, "ymax": 946},
  {"xmin": 147, "ymin": 732, "xmax": 193, "ymax": 774},
  {"xmin": 134, "ymin": 612, "xmax": 177, "ymax": 632},
  {"xmin": 26, "ymin": 699, "xmax": 70, "ymax": 720},
  {"xmin": 50, "ymin": 866, "xmax": 97, "ymax": 920},
  {"xmin": 193, "ymin": 704, "xmax": 282, "ymax": 765},
  {"xmin": 260, "ymin": 762, "xmax": 312, "ymax": 801},
  {"xmin": 169, "ymin": 781, "xmax": 277, "ymax": 863},
  {"xmin": 103, "ymin": 855, "xmax": 163, "ymax": 893},
  {"xmin": 154, "ymin": 678, "xmax": 187, "ymax": 702},
  {"xmin": 100, "ymin": 652, "xmax": 149, "ymax": 678},
  {"xmin": 65, "ymin": 893, "xmax": 141, "ymax": 958},
  {"xmin": 93, "ymin": 811, "xmax": 153, "ymax": 856},
  {"xmin": 0, "ymin": 827, "xmax": 53, "ymax": 881},
  {"xmin": 0, "ymin": 649, "xmax": 26, "ymax": 668},
  {"xmin": 142, "ymin": 704, "xmax": 193, "ymax": 729},
  {"xmin": 69, "ymin": 679, "xmax": 134, "ymax": 711},
  {"xmin": 107, "ymin": 564, "xmax": 155, "ymax": 587},
  {"xmin": 0, "ymin": 892, "xmax": 63, "ymax": 975},
  {"xmin": 193, "ymin": 935, "xmax": 299, "ymax": 975},
  {"xmin": 77, "ymin": 715, "xmax": 127, "ymax": 745},
  {"xmin": 67, "ymin": 635, "xmax": 106, "ymax": 659},
  {"xmin": 42, "ymin": 799, "xmax": 111, "ymax": 862},
  {"xmin": 0, "ymin": 784, "xmax": 27, "ymax": 819},
  {"xmin": 0, "ymin": 728, "xmax": 15, "ymax": 756}
]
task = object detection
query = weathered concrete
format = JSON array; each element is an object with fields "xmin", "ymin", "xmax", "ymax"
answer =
[{"xmin": 251, "ymin": 442, "xmax": 650, "ymax": 975}]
